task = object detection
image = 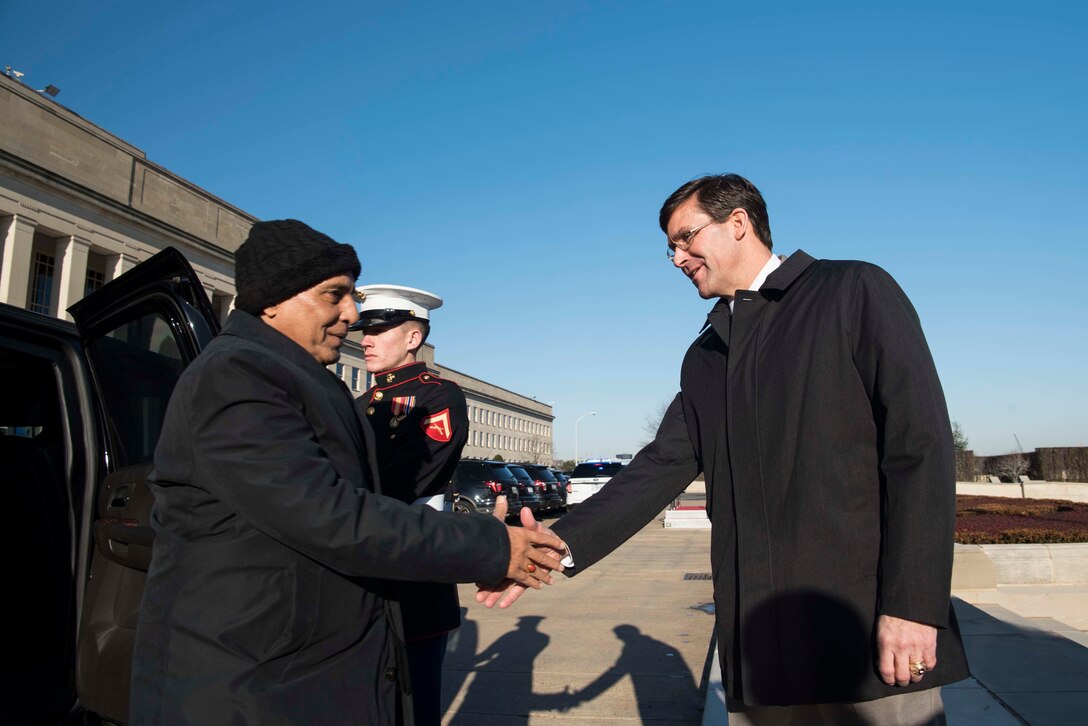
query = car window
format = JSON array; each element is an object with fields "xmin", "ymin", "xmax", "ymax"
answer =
[
  {"xmin": 485, "ymin": 463, "xmax": 518, "ymax": 484},
  {"xmin": 571, "ymin": 462, "xmax": 625, "ymax": 478},
  {"xmin": 84, "ymin": 308, "xmax": 187, "ymax": 468},
  {"xmin": 524, "ymin": 465, "xmax": 557, "ymax": 482},
  {"xmin": 457, "ymin": 461, "xmax": 491, "ymax": 479}
]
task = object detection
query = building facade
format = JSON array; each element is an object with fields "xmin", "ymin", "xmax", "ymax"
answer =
[
  {"xmin": 1, "ymin": 71, "xmax": 550, "ymax": 453},
  {"xmin": 0, "ymin": 72, "xmax": 370, "ymax": 393}
]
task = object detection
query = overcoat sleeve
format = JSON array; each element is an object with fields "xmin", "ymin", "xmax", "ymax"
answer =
[
  {"xmin": 849, "ymin": 265, "xmax": 956, "ymax": 628},
  {"xmin": 552, "ymin": 393, "xmax": 700, "ymax": 572},
  {"xmin": 178, "ymin": 348, "xmax": 509, "ymax": 584}
]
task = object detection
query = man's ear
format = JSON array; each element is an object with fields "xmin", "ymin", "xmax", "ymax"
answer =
[
  {"xmin": 261, "ymin": 303, "xmax": 279, "ymax": 321},
  {"xmin": 729, "ymin": 208, "xmax": 750, "ymax": 241},
  {"xmin": 406, "ymin": 325, "xmax": 423, "ymax": 351}
]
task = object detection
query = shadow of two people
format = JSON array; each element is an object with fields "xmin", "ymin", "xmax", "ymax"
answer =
[{"xmin": 445, "ymin": 612, "xmax": 700, "ymax": 723}]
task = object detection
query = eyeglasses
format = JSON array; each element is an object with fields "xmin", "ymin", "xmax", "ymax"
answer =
[{"xmin": 666, "ymin": 219, "xmax": 715, "ymax": 260}]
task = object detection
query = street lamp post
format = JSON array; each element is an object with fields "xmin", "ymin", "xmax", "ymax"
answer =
[{"xmin": 574, "ymin": 411, "xmax": 597, "ymax": 464}]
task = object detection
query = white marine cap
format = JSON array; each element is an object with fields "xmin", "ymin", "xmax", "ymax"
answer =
[{"xmin": 351, "ymin": 284, "xmax": 443, "ymax": 330}]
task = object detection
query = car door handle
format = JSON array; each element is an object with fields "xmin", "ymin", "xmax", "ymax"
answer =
[
  {"xmin": 108, "ymin": 484, "xmax": 132, "ymax": 509},
  {"xmin": 94, "ymin": 517, "xmax": 155, "ymax": 571}
]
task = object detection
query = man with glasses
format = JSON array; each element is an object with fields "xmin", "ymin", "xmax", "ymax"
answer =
[
  {"xmin": 353, "ymin": 285, "xmax": 468, "ymax": 725},
  {"xmin": 484, "ymin": 174, "xmax": 969, "ymax": 724}
]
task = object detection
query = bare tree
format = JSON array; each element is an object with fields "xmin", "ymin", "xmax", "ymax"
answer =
[
  {"xmin": 988, "ymin": 453, "xmax": 1030, "ymax": 483},
  {"xmin": 641, "ymin": 399, "xmax": 672, "ymax": 447}
]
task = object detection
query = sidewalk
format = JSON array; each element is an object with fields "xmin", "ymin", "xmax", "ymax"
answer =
[
  {"xmin": 949, "ymin": 585, "xmax": 1088, "ymax": 725},
  {"xmin": 443, "ymin": 513, "xmax": 716, "ymax": 724},
  {"xmin": 441, "ymin": 511, "xmax": 1088, "ymax": 724}
]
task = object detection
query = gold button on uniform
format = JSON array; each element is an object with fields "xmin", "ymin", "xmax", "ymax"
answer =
[
  {"xmin": 366, "ymin": 407, "xmax": 375, "ymax": 416},
  {"xmin": 385, "ymin": 373, "xmax": 396, "ymax": 383},
  {"xmin": 373, "ymin": 391, "xmax": 384, "ymax": 401}
]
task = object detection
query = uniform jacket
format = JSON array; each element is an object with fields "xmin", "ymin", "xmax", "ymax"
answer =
[
  {"xmin": 130, "ymin": 311, "xmax": 509, "ymax": 726},
  {"xmin": 359, "ymin": 362, "xmax": 468, "ymax": 640},
  {"xmin": 553, "ymin": 250, "xmax": 970, "ymax": 706}
]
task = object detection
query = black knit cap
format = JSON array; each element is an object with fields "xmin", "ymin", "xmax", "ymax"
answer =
[{"xmin": 234, "ymin": 219, "xmax": 361, "ymax": 315}]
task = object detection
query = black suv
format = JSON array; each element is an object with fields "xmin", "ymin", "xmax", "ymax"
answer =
[
  {"xmin": 518, "ymin": 463, "xmax": 564, "ymax": 512},
  {"xmin": 504, "ymin": 463, "xmax": 546, "ymax": 513},
  {"xmin": 1, "ymin": 248, "xmax": 220, "ymax": 724},
  {"xmin": 450, "ymin": 459, "xmax": 523, "ymax": 516},
  {"xmin": 550, "ymin": 469, "xmax": 570, "ymax": 508}
]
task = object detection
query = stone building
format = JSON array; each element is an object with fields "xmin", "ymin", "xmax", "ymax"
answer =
[{"xmin": 0, "ymin": 71, "xmax": 552, "ymax": 459}]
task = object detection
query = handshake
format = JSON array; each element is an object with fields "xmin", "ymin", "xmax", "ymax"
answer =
[{"xmin": 481, "ymin": 495, "xmax": 569, "ymax": 609}]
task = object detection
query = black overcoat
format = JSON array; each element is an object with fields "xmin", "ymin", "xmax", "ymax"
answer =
[
  {"xmin": 130, "ymin": 312, "xmax": 509, "ymax": 725},
  {"xmin": 359, "ymin": 361, "xmax": 469, "ymax": 640},
  {"xmin": 553, "ymin": 250, "xmax": 970, "ymax": 706}
]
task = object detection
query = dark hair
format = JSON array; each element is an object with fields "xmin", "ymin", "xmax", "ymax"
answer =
[
  {"xmin": 410, "ymin": 320, "xmax": 431, "ymax": 348},
  {"xmin": 658, "ymin": 174, "xmax": 773, "ymax": 251}
]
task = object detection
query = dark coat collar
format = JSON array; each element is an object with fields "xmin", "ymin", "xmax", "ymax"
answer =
[
  {"xmin": 760, "ymin": 248, "xmax": 816, "ymax": 292},
  {"xmin": 221, "ymin": 310, "xmax": 341, "ymax": 387},
  {"xmin": 699, "ymin": 249, "xmax": 817, "ymax": 334}
]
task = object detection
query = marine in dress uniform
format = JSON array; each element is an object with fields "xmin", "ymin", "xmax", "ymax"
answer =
[{"xmin": 353, "ymin": 285, "xmax": 468, "ymax": 725}]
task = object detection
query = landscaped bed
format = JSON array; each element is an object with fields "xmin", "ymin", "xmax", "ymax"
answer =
[{"xmin": 955, "ymin": 495, "xmax": 1088, "ymax": 544}]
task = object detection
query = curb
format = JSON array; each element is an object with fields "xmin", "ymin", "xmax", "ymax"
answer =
[{"xmin": 953, "ymin": 543, "xmax": 1088, "ymax": 588}]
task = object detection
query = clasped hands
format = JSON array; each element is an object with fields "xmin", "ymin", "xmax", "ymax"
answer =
[{"xmin": 483, "ymin": 495, "xmax": 568, "ymax": 608}]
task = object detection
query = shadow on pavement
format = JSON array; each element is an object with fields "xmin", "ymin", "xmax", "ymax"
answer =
[
  {"xmin": 443, "ymin": 615, "xmax": 702, "ymax": 723},
  {"xmin": 952, "ymin": 598, "xmax": 1088, "ymax": 725}
]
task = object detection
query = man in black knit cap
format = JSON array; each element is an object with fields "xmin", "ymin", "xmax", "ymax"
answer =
[{"xmin": 129, "ymin": 220, "xmax": 565, "ymax": 725}]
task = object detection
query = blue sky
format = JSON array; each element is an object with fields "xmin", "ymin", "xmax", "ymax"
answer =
[{"xmin": 4, "ymin": 1, "xmax": 1085, "ymax": 457}]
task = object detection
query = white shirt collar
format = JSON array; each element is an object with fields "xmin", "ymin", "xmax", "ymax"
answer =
[{"xmin": 729, "ymin": 253, "xmax": 782, "ymax": 312}]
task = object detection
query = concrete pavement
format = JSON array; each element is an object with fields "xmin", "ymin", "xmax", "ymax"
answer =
[
  {"xmin": 441, "ymin": 509, "xmax": 1088, "ymax": 724},
  {"xmin": 443, "ymin": 513, "xmax": 716, "ymax": 724}
]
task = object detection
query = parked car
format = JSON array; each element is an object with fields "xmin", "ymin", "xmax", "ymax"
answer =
[
  {"xmin": 0, "ymin": 248, "xmax": 220, "ymax": 724},
  {"xmin": 567, "ymin": 460, "xmax": 628, "ymax": 507},
  {"xmin": 519, "ymin": 463, "xmax": 564, "ymax": 512},
  {"xmin": 503, "ymin": 463, "xmax": 545, "ymax": 513},
  {"xmin": 450, "ymin": 459, "xmax": 523, "ymax": 516},
  {"xmin": 550, "ymin": 470, "xmax": 570, "ymax": 507}
]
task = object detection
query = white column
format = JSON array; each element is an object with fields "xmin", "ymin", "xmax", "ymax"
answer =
[
  {"xmin": 54, "ymin": 235, "xmax": 92, "ymax": 321},
  {"xmin": 222, "ymin": 293, "xmax": 236, "ymax": 324},
  {"xmin": 107, "ymin": 251, "xmax": 139, "ymax": 281},
  {"xmin": 0, "ymin": 214, "xmax": 38, "ymax": 307}
]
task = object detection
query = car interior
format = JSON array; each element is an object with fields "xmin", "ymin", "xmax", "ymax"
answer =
[{"xmin": 0, "ymin": 344, "xmax": 81, "ymax": 724}]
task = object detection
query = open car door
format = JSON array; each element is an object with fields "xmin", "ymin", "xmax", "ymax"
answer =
[{"xmin": 69, "ymin": 247, "xmax": 220, "ymax": 723}]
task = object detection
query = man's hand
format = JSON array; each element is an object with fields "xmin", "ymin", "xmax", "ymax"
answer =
[
  {"xmin": 490, "ymin": 496, "xmax": 567, "ymax": 592},
  {"xmin": 876, "ymin": 614, "xmax": 938, "ymax": 686},
  {"xmin": 478, "ymin": 498, "xmax": 567, "ymax": 608}
]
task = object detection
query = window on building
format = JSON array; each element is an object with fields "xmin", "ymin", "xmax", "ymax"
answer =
[
  {"xmin": 335, "ymin": 363, "xmax": 344, "ymax": 379},
  {"xmin": 28, "ymin": 251, "xmax": 55, "ymax": 315},
  {"xmin": 351, "ymin": 367, "xmax": 360, "ymax": 391},
  {"xmin": 84, "ymin": 268, "xmax": 105, "ymax": 296}
]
